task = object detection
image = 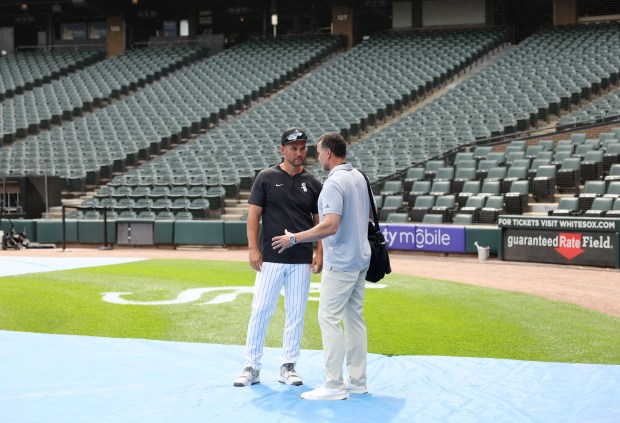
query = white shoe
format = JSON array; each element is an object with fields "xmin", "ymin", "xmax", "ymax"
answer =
[
  {"xmin": 279, "ymin": 363, "xmax": 303, "ymax": 386},
  {"xmin": 345, "ymin": 380, "xmax": 368, "ymax": 394},
  {"xmin": 301, "ymin": 386, "xmax": 348, "ymax": 400},
  {"xmin": 233, "ymin": 367, "xmax": 260, "ymax": 387}
]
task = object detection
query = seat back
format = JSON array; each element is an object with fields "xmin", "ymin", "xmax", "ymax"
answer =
[
  {"xmin": 574, "ymin": 144, "xmax": 594, "ymax": 157},
  {"xmin": 137, "ymin": 211, "xmax": 156, "ymax": 219},
  {"xmin": 509, "ymin": 180, "xmax": 529, "ymax": 194},
  {"xmin": 387, "ymin": 212, "xmax": 409, "ymax": 223},
  {"xmin": 530, "ymin": 158, "xmax": 550, "ymax": 172},
  {"xmin": 582, "ymin": 180, "xmax": 605, "ymax": 196},
  {"xmin": 525, "ymin": 145, "xmax": 543, "ymax": 159},
  {"xmin": 536, "ymin": 165, "xmax": 556, "ymax": 178},
  {"xmin": 430, "ymin": 180, "xmax": 451, "ymax": 195},
  {"xmin": 464, "ymin": 195, "xmax": 486, "ymax": 208},
  {"xmin": 453, "ymin": 213, "xmax": 473, "ymax": 225},
  {"xmin": 454, "ymin": 152, "xmax": 474, "ymax": 164},
  {"xmin": 608, "ymin": 164, "xmax": 620, "ymax": 177},
  {"xmin": 480, "ymin": 180, "xmax": 500, "ymax": 195},
  {"xmin": 484, "ymin": 195, "xmax": 504, "ymax": 209},
  {"xmin": 413, "ymin": 195, "xmax": 435, "ymax": 208},
  {"xmin": 118, "ymin": 211, "xmax": 137, "ymax": 219},
  {"xmin": 404, "ymin": 167, "xmax": 425, "ymax": 181},
  {"xmin": 425, "ymin": 160, "xmax": 445, "ymax": 172},
  {"xmin": 605, "ymin": 143, "xmax": 620, "ymax": 155},
  {"xmin": 383, "ymin": 195, "xmax": 403, "ymax": 208},
  {"xmin": 410, "ymin": 180, "xmax": 431, "ymax": 194},
  {"xmin": 589, "ymin": 197, "xmax": 613, "ymax": 212},
  {"xmin": 506, "ymin": 151, "xmax": 526, "ymax": 166},
  {"xmin": 454, "ymin": 167, "xmax": 476, "ymax": 180},
  {"xmin": 487, "ymin": 152, "xmax": 506, "ymax": 165},
  {"xmin": 477, "ymin": 159, "xmax": 499, "ymax": 171},
  {"xmin": 605, "ymin": 181, "xmax": 620, "ymax": 197},
  {"xmin": 434, "ymin": 194, "xmax": 455, "ymax": 208},
  {"xmin": 538, "ymin": 140, "xmax": 554, "ymax": 151},
  {"xmin": 571, "ymin": 133, "xmax": 587, "ymax": 144},
  {"xmin": 460, "ymin": 180, "xmax": 481, "ymax": 194},
  {"xmin": 505, "ymin": 166, "xmax": 527, "ymax": 179},
  {"xmin": 552, "ymin": 150, "xmax": 572, "ymax": 165},
  {"xmin": 156, "ymin": 211, "xmax": 175, "ymax": 220},
  {"xmin": 536, "ymin": 151, "xmax": 553, "ymax": 161},
  {"xmin": 556, "ymin": 197, "xmax": 579, "ymax": 211},
  {"xmin": 456, "ymin": 159, "xmax": 477, "ymax": 170},
  {"xmin": 434, "ymin": 167, "xmax": 455, "ymax": 181},
  {"xmin": 422, "ymin": 213, "xmax": 443, "ymax": 224},
  {"xmin": 599, "ymin": 132, "xmax": 618, "ymax": 143},
  {"xmin": 582, "ymin": 150, "xmax": 603, "ymax": 163},
  {"xmin": 381, "ymin": 180, "xmax": 403, "ymax": 195},
  {"xmin": 473, "ymin": 146, "xmax": 492, "ymax": 161},
  {"xmin": 486, "ymin": 167, "xmax": 507, "ymax": 180},
  {"xmin": 560, "ymin": 157, "xmax": 582, "ymax": 171}
]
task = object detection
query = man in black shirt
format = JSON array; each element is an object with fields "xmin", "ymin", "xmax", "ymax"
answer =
[{"xmin": 234, "ymin": 128, "xmax": 323, "ymax": 387}]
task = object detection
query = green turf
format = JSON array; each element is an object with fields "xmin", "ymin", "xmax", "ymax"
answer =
[{"xmin": 0, "ymin": 259, "xmax": 618, "ymax": 364}]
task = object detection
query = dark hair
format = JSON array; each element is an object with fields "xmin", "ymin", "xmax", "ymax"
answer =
[{"xmin": 317, "ymin": 132, "xmax": 346, "ymax": 158}]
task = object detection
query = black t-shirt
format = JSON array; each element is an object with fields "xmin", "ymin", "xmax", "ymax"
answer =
[{"xmin": 248, "ymin": 165, "xmax": 322, "ymax": 264}]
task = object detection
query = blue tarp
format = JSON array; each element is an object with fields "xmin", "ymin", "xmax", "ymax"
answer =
[{"xmin": 1, "ymin": 330, "xmax": 618, "ymax": 423}]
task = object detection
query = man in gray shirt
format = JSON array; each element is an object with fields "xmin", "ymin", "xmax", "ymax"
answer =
[{"xmin": 272, "ymin": 131, "xmax": 371, "ymax": 400}]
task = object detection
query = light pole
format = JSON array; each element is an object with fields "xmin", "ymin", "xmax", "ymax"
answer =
[{"xmin": 271, "ymin": 13, "xmax": 278, "ymax": 39}]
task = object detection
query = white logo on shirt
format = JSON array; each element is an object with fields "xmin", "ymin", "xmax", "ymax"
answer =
[
  {"xmin": 276, "ymin": 184, "xmax": 284, "ymax": 187},
  {"xmin": 301, "ymin": 182, "xmax": 307, "ymax": 192}
]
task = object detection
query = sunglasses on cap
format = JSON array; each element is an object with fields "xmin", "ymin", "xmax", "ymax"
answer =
[{"xmin": 283, "ymin": 129, "xmax": 307, "ymax": 144}]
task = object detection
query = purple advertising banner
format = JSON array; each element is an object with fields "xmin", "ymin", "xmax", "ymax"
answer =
[{"xmin": 382, "ymin": 224, "xmax": 466, "ymax": 253}]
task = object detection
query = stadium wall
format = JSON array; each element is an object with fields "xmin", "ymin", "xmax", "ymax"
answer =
[{"xmin": 3, "ymin": 218, "xmax": 619, "ymax": 268}]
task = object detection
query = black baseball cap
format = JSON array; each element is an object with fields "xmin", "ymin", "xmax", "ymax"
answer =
[{"xmin": 281, "ymin": 127, "xmax": 308, "ymax": 146}]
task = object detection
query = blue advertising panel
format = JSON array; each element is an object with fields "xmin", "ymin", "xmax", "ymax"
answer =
[
  {"xmin": 163, "ymin": 20, "xmax": 177, "ymax": 37},
  {"xmin": 88, "ymin": 22, "xmax": 107, "ymax": 40},
  {"xmin": 382, "ymin": 223, "xmax": 466, "ymax": 253},
  {"xmin": 61, "ymin": 23, "xmax": 87, "ymax": 40}
]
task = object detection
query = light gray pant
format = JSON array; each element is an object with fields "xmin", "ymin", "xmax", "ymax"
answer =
[{"xmin": 318, "ymin": 268, "xmax": 368, "ymax": 389}]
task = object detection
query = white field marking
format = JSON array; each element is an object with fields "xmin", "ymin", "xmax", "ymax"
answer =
[{"xmin": 101, "ymin": 282, "xmax": 387, "ymax": 306}]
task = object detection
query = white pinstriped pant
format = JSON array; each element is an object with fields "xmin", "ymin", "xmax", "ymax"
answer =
[{"xmin": 244, "ymin": 262, "xmax": 311, "ymax": 371}]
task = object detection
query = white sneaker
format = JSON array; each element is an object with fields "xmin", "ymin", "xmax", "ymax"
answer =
[
  {"xmin": 233, "ymin": 367, "xmax": 260, "ymax": 387},
  {"xmin": 279, "ymin": 363, "xmax": 303, "ymax": 386},
  {"xmin": 345, "ymin": 380, "xmax": 368, "ymax": 394},
  {"xmin": 301, "ymin": 386, "xmax": 348, "ymax": 400}
]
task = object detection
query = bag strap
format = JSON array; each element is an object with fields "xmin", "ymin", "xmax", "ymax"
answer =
[{"xmin": 360, "ymin": 171, "xmax": 380, "ymax": 229}]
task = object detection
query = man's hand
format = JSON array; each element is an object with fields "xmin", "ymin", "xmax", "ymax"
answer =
[
  {"xmin": 249, "ymin": 248, "xmax": 262, "ymax": 271},
  {"xmin": 311, "ymin": 253, "xmax": 323, "ymax": 274},
  {"xmin": 272, "ymin": 229, "xmax": 294, "ymax": 254}
]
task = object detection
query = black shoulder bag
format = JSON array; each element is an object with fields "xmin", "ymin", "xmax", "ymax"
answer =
[{"xmin": 362, "ymin": 172, "xmax": 391, "ymax": 283}]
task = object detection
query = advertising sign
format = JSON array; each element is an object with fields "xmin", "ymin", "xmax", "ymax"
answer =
[
  {"xmin": 503, "ymin": 229, "xmax": 617, "ymax": 267},
  {"xmin": 382, "ymin": 223, "xmax": 466, "ymax": 253},
  {"xmin": 498, "ymin": 216, "xmax": 619, "ymax": 232},
  {"xmin": 88, "ymin": 22, "xmax": 107, "ymax": 40},
  {"xmin": 499, "ymin": 216, "xmax": 618, "ymax": 267},
  {"xmin": 163, "ymin": 21, "xmax": 177, "ymax": 37},
  {"xmin": 61, "ymin": 23, "xmax": 86, "ymax": 40}
]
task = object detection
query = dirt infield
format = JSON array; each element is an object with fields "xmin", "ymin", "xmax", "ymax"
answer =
[{"xmin": 2, "ymin": 246, "xmax": 619, "ymax": 318}]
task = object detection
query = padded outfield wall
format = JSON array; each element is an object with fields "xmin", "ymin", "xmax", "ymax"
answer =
[{"xmin": 2, "ymin": 218, "xmax": 618, "ymax": 268}]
